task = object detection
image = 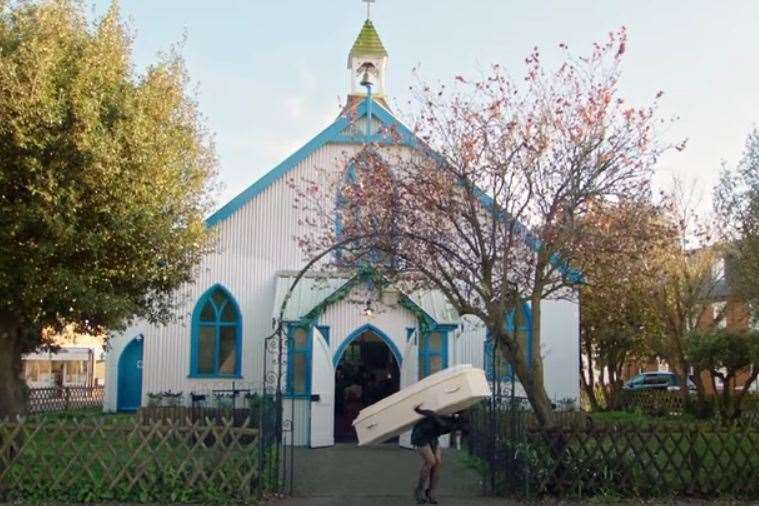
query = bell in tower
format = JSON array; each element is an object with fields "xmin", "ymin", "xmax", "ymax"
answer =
[{"xmin": 348, "ymin": 18, "xmax": 388, "ymax": 98}]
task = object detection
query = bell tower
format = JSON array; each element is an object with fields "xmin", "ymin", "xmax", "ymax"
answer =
[{"xmin": 347, "ymin": 14, "xmax": 388, "ymax": 99}]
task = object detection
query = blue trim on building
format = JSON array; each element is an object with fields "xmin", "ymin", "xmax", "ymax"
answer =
[
  {"xmin": 406, "ymin": 327, "xmax": 416, "ymax": 343},
  {"xmin": 205, "ymin": 116, "xmax": 350, "ymax": 227},
  {"xmin": 205, "ymin": 100, "xmax": 416, "ymax": 228},
  {"xmin": 332, "ymin": 133, "xmax": 403, "ymax": 145},
  {"xmin": 204, "ymin": 97, "xmax": 582, "ymax": 281},
  {"xmin": 332, "ymin": 323, "xmax": 403, "ymax": 368},
  {"xmin": 286, "ymin": 323, "xmax": 313, "ymax": 398},
  {"xmin": 358, "ymin": 101, "xmax": 419, "ymax": 146},
  {"xmin": 189, "ymin": 284, "xmax": 243, "ymax": 378},
  {"xmin": 296, "ymin": 268, "xmax": 438, "ymax": 332},
  {"xmin": 316, "ymin": 325, "xmax": 330, "ymax": 345},
  {"xmin": 484, "ymin": 302, "xmax": 533, "ymax": 382},
  {"xmin": 418, "ymin": 325, "xmax": 451, "ymax": 379},
  {"xmin": 483, "ymin": 337, "xmax": 512, "ymax": 382}
]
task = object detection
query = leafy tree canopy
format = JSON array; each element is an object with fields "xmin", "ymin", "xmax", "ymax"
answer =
[
  {"xmin": 714, "ymin": 128, "xmax": 759, "ymax": 323},
  {"xmin": 687, "ymin": 327, "xmax": 759, "ymax": 419},
  {"xmin": 0, "ymin": 0, "xmax": 216, "ymax": 415}
]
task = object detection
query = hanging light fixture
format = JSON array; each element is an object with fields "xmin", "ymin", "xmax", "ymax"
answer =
[{"xmin": 362, "ymin": 299, "xmax": 373, "ymax": 318}]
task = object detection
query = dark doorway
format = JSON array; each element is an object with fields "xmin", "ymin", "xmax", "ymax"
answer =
[{"xmin": 334, "ymin": 329, "xmax": 400, "ymax": 442}]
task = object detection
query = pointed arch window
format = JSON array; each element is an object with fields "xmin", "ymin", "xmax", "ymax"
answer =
[
  {"xmin": 190, "ymin": 285, "xmax": 242, "ymax": 377},
  {"xmin": 336, "ymin": 149, "xmax": 397, "ymax": 265}
]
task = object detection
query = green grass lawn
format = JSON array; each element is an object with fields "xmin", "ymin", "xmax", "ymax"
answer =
[{"xmin": 589, "ymin": 410, "xmax": 702, "ymax": 425}]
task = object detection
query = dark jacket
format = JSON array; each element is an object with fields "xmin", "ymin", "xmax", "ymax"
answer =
[{"xmin": 410, "ymin": 407, "xmax": 460, "ymax": 447}]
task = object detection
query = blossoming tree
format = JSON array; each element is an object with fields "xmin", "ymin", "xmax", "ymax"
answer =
[{"xmin": 295, "ymin": 28, "xmax": 671, "ymax": 427}]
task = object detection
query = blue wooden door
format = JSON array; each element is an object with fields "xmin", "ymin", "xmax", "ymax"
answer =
[{"xmin": 117, "ymin": 336, "xmax": 143, "ymax": 411}]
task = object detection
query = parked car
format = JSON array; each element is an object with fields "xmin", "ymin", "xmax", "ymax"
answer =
[{"xmin": 623, "ymin": 372, "xmax": 696, "ymax": 392}]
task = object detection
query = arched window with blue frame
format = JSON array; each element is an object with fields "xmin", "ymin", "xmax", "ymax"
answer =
[
  {"xmin": 484, "ymin": 302, "xmax": 532, "ymax": 382},
  {"xmin": 334, "ymin": 165, "xmax": 355, "ymax": 242},
  {"xmin": 190, "ymin": 284, "xmax": 242, "ymax": 377},
  {"xmin": 335, "ymin": 150, "xmax": 397, "ymax": 266}
]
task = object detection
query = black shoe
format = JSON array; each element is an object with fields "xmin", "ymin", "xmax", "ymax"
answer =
[
  {"xmin": 425, "ymin": 489, "xmax": 438, "ymax": 504},
  {"xmin": 414, "ymin": 486, "xmax": 427, "ymax": 504}
]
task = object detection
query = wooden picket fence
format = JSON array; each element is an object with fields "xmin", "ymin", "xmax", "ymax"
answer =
[
  {"xmin": 0, "ymin": 415, "xmax": 265, "ymax": 503},
  {"xmin": 27, "ymin": 386, "xmax": 104, "ymax": 413},
  {"xmin": 469, "ymin": 407, "xmax": 759, "ymax": 498}
]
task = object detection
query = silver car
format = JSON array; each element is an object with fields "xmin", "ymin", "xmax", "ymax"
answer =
[{"xmin": 623, "ymin": 372, "xmax": 696, "ymax": 391}]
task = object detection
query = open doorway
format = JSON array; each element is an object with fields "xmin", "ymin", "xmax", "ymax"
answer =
[{"xmin": 334, "ymin": 329, "xmax": 400, "ymax": 442}]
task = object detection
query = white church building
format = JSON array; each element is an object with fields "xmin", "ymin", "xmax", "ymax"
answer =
[{"xmin": 103, "ymin": 17, "xmax": 580, "ymax": 447}]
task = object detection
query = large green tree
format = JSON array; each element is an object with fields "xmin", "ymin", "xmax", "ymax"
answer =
[
  {"xmin": 576, "ymin": 199, "xmax": 669, "ymax": 411},
  {"xmin": 714, "ymin": 128, "xmax": 759, "ymax": 321},
  {"xmin": 0, "ymin": 1, "xmax": 216, "ymax": 416}
]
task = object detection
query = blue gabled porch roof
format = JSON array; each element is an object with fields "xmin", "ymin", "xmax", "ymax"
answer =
[{"xmin": 205, "ymin": 98, "xmax": 583, "ymax": 283}]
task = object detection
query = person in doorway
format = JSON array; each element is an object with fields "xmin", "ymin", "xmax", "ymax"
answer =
[
  {"xmin": 410, "ymin": 405, "xmax": 470, "ymax": 504},
  {"xmin": 343, "ymin": 378, "xmax": 364, "ymax": 433}
]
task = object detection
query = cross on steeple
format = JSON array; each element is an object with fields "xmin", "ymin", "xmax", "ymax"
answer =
[{"xmin": 363, "ymin": 0, "xmax": 375, "ymax": 19}]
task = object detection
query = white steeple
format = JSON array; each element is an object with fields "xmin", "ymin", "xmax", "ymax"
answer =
[{"xmin": 347, "ymin": 17, "xmax": 388, "ymax": 98}]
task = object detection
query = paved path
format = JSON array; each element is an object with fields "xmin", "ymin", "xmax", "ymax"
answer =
[
  {"xmin": 268, "ymin": 444, "xmax": 752, "ymax": 506},
  {"xmin": 272, "ymin": 443, "xmax": 497, "ymax": 505}
]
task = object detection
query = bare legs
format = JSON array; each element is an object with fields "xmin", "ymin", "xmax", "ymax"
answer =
[
  {"xmin": 415, "ymin": 445, "xmax": 435, "ymax": 503},
  {"xmin": 415, "ymin": 444, "xmax": 443, "ymax": 504},
  {"xmin": 428, "ymin": 445, "xmax": 443, "ymax": 502}
]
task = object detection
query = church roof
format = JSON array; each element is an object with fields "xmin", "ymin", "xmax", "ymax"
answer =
[
  {"xmin": 205, "ymin": 98, "xmax": 415, "ymax": 228},
  {"xmin": 349, "ymin": 19, "xmax": 387, "ymax": 58},
  {"xmin": 205, "ymin": 97, "xmax": 584, "ymax": 284}
]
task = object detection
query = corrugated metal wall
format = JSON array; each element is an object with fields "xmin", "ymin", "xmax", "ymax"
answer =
[
  {"xmin": 102, "ymin": 133, "xmax": 581, "ymax": 440},
  {"xmin": 105, "ymin": 142, "xmax": 366, "ymax": 408},
  {"xmin": 454, "ymin": 315, "xmax": 487, "ymax": 370}
]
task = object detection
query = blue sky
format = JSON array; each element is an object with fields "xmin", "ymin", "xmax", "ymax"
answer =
[{"xmin": 93, "ymin": 1, "xmax": 759, "ymax": 212}]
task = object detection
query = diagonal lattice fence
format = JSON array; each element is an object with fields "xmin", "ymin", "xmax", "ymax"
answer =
[
  {"xmin": 26, "ymin": 386, "xmax": 104, "ymax": 413},
  {"xmin": 468, "ymin": 405, "xmax": 759, "ymax": 499},
  {"xmin": 0, "ymin": 416, "xmax": 265, "ymax": 503}
]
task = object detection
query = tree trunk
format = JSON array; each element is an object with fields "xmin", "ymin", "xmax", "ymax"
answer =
[
  {"xmin": 516, "ymin": 297, "xmax": 555, "ymax": 428},
  {"xmin": 0, "ymin": 320, "xmax": 26, "ymax": 418},
  {"xmin": 580, "ymin": 329, "xmax": 600, "ymax": 412},
  {"xmin": 598, "ymin": 365, "xmax": 611, "ymax": 409},
  {"xmin": 733, "ymin": 368, "xmax": 759, "ymax": 420},
  {"xmin": 689, "ymin": 365, "xmax": 711, "ymax": 418},
  {"xmin": 719, "ymin": 372, "xmax": 736, "ymax": 421},
  {"xmin": 580, "ymin": 365, "xmax": 600, "ymax": 412},
  {"xmin": 607, "ymin": 368, "xmax": 625, "ymax": 411},
  {"xmin": 511, "ymin": 350, "xmax": 555, "ymax": 428}
]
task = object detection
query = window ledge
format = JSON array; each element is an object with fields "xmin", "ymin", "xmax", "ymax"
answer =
[
  {"xmin": 187, "ymin": 374, "xmax": 243, "ymax": 380},
  {"xmin": 283, "ymin": 393, "xmax": 312, "ymax": 399}
]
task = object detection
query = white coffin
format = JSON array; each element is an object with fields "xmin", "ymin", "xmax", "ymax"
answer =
[{"xmin": 352, "ymin": 364, "xmax": 491, "ymax": 446}]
